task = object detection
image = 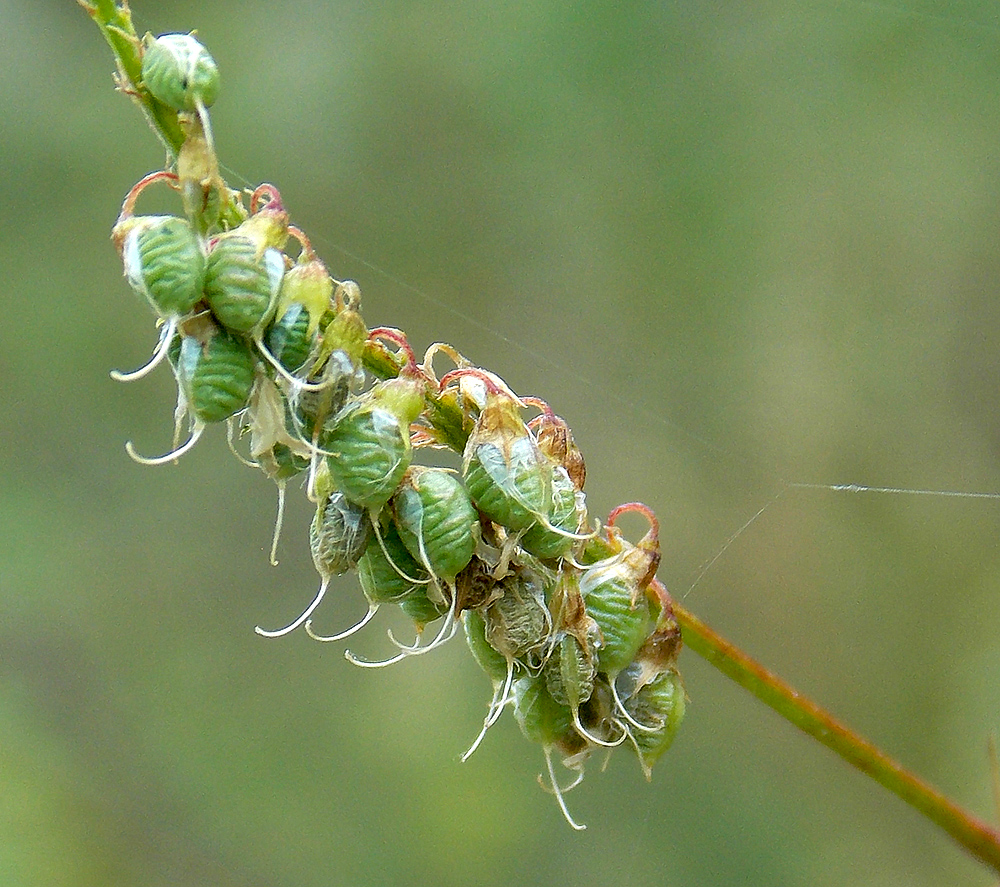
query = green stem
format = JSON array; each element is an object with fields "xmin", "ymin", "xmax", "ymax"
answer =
[
  {"xmin": 674, "ymin": 602, "xmax": 1000, "ymax": 874},
  {"xmin": 79, "ymin": 0, "xmax": 185, "ymax": 156}
]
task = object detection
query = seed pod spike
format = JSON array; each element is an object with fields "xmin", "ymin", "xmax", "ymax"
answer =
[
  {"xmin": 110, "ymin": 316, "xmax": 177, "ymax": 382},
  {"xmin": 254, "ymin": 576, "xmax": 331, "ymax": 638},
  {"xmin": 124, "ymin": 422, "xmax": 203, "ymax": 465}
]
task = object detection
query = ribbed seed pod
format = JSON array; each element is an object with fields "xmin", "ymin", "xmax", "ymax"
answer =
[
  {"xmin": 465, "ymin": 435, "xmax": 550, "ymax": 531},
  {"xmin": 265, "ymin": 302, "xmax": 314, "ymax": 373},
  {"xmin": 122, "ymin": 216, "xmax": 205, "ymax": 317},
  {"xmin": 578, "ymin": 559, "xmax": 653, "ymax": 679},
  {"xmin": 621, "ymin": 668, "xmax": 686, "ymax": 777},
  {"xmin": 357, "ymin": 523, "xmax": 429, "ymax": 605},
  {"xmin": 204, "ymin": 235, "xmax": 284, "ymax": 334},
  {"xmin": 310, "ymin": 491, "xmax": 372, "ymax": 578},
  {"xmin": 462, "ymin": 392, "xmax": 551, "ymax": 531},
  {"xmin": 393, "ymin": 467, "xmax": 477, "ymax": 583},
  {"xmin": 323, "ymin": 378, "xmax": 424, "ymax": 512},
  {"xmin": 521, "ymin": 465, "xmax": 582, "ymax": 559},
  {"xmin": 513, "ymin": 675, "xmax": 576, "ymax": 749},
  {"xmin": 141, "ymin": 33, "xmax": 219, "ymax": 112},
  {"xmin": 175, "ymin": 324, "xmax": 256, "ymax": 423}
]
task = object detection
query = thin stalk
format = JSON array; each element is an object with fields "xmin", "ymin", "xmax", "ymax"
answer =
[
  {"xmin": 78, "ymin": 0, "xmax": 185, "ymax": 156},
  {"xmin": 674, "ymin": 601, "xmax": 1000, "ymax": 874}
]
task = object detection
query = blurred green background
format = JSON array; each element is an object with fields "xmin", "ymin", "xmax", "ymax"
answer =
[{"xmin": 3, "ymin": 1, "xmax": 1000, "ymax": 884}]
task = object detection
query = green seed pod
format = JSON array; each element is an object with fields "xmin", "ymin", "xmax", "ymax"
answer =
[
  {"xmin": 122, "ymin": 215, "xmax": 205, "ymax": 317},
  {"xmin": 462, "ymin": 391, "xmax": 551, "ymax": 531},
  {"xmin": 465, "ymin": 438, "xmax": 550, "ymax": 532},
  {"xmin": 464, "ymin": 608, "xmax": 508, "ymax": 682},
  {"xmin": 513, "ymin": 675, "xmax": 576, "ymax": 749},
  {"xmin": 397, "ymin": 586, "xmax": 449, "ymax": 629},
  {"xmin": 393, "ymin": 467, "xmax": 478, "ymax": 584},
  {"xmin": 310, "ymin": 491, "xmax": 372, "ymax": 578},
  {"xmin": 513, "ymin": 674, "xmax": 592, "ymax": 831},
  {"xmin": 141, "ymin": 33, "xmax": 219, "ymax": 112},
  {"xmin": 175, "ymin": 322, "xmax": 256, "ymax": 423},
  {"xmin": 265, "ymin": 302, "xmax": 314, "ymax": 373},
  {"xmin": 357, "ymin": 522, "xmax": 430, "ymax": 605},
  {"xmin": 355, "ymin": 523, "xmax": 447, "ymax": 633},
  {"xmin": 323, "ymin": 377, "xmax": 424, "ymax": 512},
  {"xmin": 483, "ymin": 569, "xmax": 551, "ymax": 668},
  {"xmin": 520, "ymin": 465, "xmax": 583, "ymax": 560},
  {"xmin": 579, "ymin": 558, "xmax": 653, "ymax": 679},
  {"xmin": 204, "ymin": 235, "xmax": 284, "ymax": 334},
  {"xmin": 621, "ymin": 668, "xmax": 686, "ymax": 778}
]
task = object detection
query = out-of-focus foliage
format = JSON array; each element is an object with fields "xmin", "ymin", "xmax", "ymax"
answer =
[{"xmin": 2, "ymin": 1, "xmax": 1000, "ymax": 885}]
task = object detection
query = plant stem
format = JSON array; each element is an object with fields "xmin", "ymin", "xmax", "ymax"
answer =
[
  {"xmin": 78, "ymin": 0, "xmax": 185, "ymax": 156},
  {"xmin": 674, "ymin": 601, "xmax": 1000, "ymax": 874}
]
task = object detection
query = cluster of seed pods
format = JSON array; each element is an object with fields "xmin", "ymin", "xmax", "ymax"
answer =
[{"xmin": 112, "ymin": 31, "xmax": 686, "ymax": 829}]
